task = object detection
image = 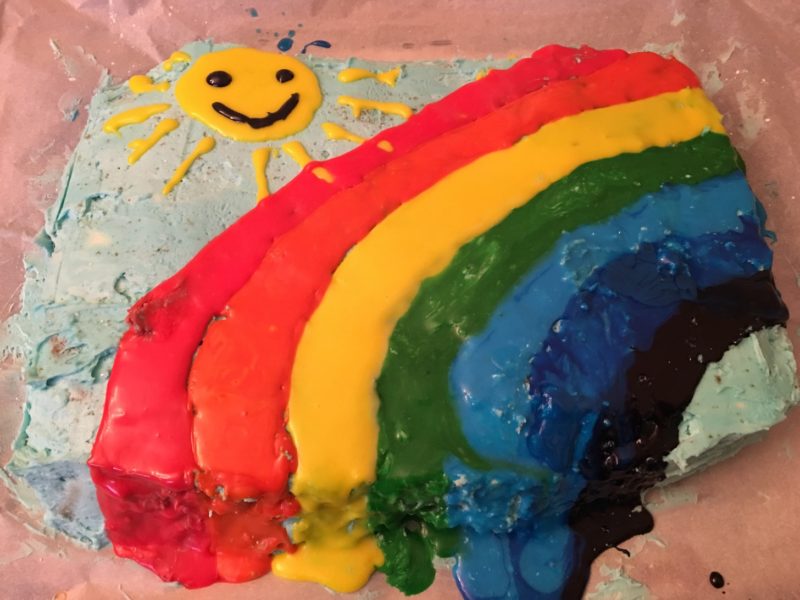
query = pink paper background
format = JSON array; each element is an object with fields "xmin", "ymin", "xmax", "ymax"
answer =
[{"xmin": 1, "ymin": 0, "xmax": 799, "ymax": 598}]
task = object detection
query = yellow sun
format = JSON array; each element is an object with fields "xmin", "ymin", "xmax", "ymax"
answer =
[
  {"xmin": 101, "ymin": 47, "xmax": 412, "ymax": 200},
  {"xmin": 175, "ymin": 48, "xmax": 322, "ymax": 143}
]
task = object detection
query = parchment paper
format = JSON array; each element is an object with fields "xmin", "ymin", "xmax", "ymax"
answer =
[{"xmin": 1, "ymin": 1, "xmax": 799, "ymax": 598}]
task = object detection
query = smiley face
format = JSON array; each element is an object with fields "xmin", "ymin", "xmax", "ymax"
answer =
[{"xmin": 175, "ymin": 47, "xmax": 323, "ymax": 142}]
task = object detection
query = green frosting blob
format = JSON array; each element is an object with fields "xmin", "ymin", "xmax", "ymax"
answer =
[{"xmin": 369, "ymin": 133, "xmax": 743, "ymax": 592}]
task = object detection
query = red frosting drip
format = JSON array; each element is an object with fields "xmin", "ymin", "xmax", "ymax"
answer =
[{"xmin": 89, "ymin": 45, "xmax": 686, "ymax": 585}]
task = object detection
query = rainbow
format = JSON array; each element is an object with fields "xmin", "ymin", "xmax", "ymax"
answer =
[{"xmin": 89, "ymin": 45, "xmax": 787, "ymax": 599}]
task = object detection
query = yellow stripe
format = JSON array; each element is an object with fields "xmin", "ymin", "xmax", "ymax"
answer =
[{"xmin": 272, "ymin": 88, "xmax": 724, "ymax": 591}]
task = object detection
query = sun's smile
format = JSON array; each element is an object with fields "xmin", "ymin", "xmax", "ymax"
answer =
[{"xmin": 212, "ymin": 93, "xmax": 300, "ymax": 129}]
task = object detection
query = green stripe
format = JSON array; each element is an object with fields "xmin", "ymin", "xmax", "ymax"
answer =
[{"xmin": 368, "ymin": 132, "xmax": 743, "ymax": 593}]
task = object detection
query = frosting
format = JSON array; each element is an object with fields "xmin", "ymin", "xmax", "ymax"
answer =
[
  {"xmin": 281, "ymin": 140, "xmax": 315, "ymax": 166},
  {"xmin": 279, "ymin": 86, "xmax": 723, "ymax": 590},
  {"xmin": 321, "ymin": 121, "xmax": 365, "ymax": 143},
  {"xmin": 102, "ymin": 103, "xmax": 170, "ymax": 134},
  {"xmin": 163, "ymin": 50, "xmax": 191, "ymax": 71},
  {"xmin": 127, "ymin": 118, "xmax": 179, "ymax": 164},
  {"xmin": 666, "ymin": 325, "xmax": 799, "ymax": 476},
  {"xmin": 251, "ymin": 147, "xmax": 271, "ymax": 200},
  {"xmin": 9, "ymin": 41, "xmax": 525, "ymax": 571},
  {"xmin": 10, "ymin": 40, "xmax": 796, "ymax": 600},
  {"xmin": 337, "ymin": 95, "xmax": 413, "ymax": 119},
  {"xmin": 89, "ymin": 43, "xmax": 585, "ymax": 587},
  {"xmin": 162, "ymin": 136, "xmax": 215, "ymax": 195},
  {"xmin": 191, "ymin": 49, "xmax": 688, "ymax": 590},
  {"xmin": 450, "ymin": 173, "xmax": 757, "ymax": 468},
  {"xmin": 128, "ymin": 74, "xmax": 170, "ymax": 94},
  {"xmin": 374, "ymin": 134, "xmax": 743, "ymax": 592},
  {"xmin": 338, "ymin": 66, "xmax": 402, "ymax": 86}
]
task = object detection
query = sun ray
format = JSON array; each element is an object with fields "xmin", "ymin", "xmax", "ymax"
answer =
[
  {"xmin": 377, "ymin": 140, "xmax": 394, "ymax": 152},
  {"xmin": 337, "ymin": 66, "xmax": 402, "ymax": 87},
  {"xmin": 321, "ymin": 122, "xmax": 365, "ymax": 144},
  {"xmin": 162, "ymin": 136, "xmax": 215, "ymax": 195},
  {"xmin": 129, "ymin": 75, "xmax": 170, "ymax": 94},
  {"xmin": 282, "ymin": 140, "xmax": 313, "ymax": 167},
  {"xmin": 103, "ymin": 104, "xmax": 171, "ymax": 135},
  {"xmin": 127, "ymin": 118, "xmax": 179, "ymax": 164},
  {"xmin": 282, "ymin": 141, "xmax": 334, "ymax": 183},
  {"xmin": 251, "ymin": 147, "xmax": 271, "ymax": 201},
  {"xmin": 163, "ymin": 50, "xmax": 191, "ymax": 71},
  {"xmin": 337, "ymin": 96, "xmax": 413, "ymax": 120}
]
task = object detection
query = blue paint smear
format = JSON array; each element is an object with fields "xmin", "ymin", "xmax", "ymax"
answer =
[
  {"xmin": 277, "ymin": 37, "xmax": 294, "ymax": 52},
  {"xmin": 449, "ymin": 173, "xmax": 760, "ymax": 468},
  {"xmin": 450, "ymin": 220, "xmax": 771, "ymax": 598},
  {"xmin": 247, "ymin": 7, "xmax": 258, "ymax": 17},
  {"xmin": 301, "ymin": 40, "xmax": 333, "ymax": 54}
]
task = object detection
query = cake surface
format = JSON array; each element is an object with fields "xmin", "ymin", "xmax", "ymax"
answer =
[{"xmin": 4, "ymin": 40, "xmax": 798, "ymax": 600}]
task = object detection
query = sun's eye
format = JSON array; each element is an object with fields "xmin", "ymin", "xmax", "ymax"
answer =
[
  {"xmin": 276, "ymin": 69, "xmax": 295, "ymax": 83},
  {"xmin": 206, "ymin": 71, "xmax": 232, "ymax": 87}
]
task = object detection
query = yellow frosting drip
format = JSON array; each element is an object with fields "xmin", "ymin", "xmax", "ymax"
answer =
[
  {"xmin": 282, "ymin": 140, "xmax": 312, "ymax": 167},
  {"xmin": 282, "ymin": 141, "xmax": 334, "ymax": 183},
  {"xmin": 127, "ymin": 118, "xmax": 179, "ymax": 164},
  {"xmin": 377, "ymin": 140, "xmax": 394, "ymax": 152},
  {"xmin": 272, "ymin": 495, "xmax": 384, "ymax": 592},
  {"xmin": 102, "ymin": 104, "xmax": 170, "ymax": 135},
  {"xmin": 175, "ymin": 48, "xmax": 322, "ymax": 142},
  {"xmin": 338, "ymin": 96, "xmax": 413, "ymax": 120},
  {"xmin": 163, "ymin": 50, "xmax": 191, "ymax": 71},
  {"xmin": 321, "ymin": 122, "xmax": 365, "ymax": 144},
  {"xmin": 162, "ymin": 136, "xmax": 215, "ymax": 195},
  {"xmin": 274, "ymin": 88, "xmax": 723, "ymax": 591},
  {"xmin": 251, "ymin": 147, "xmax": 271, "ymax": 201},
  {"xmin": 128, "ymin": 74, "xmax": 170, "ymax": 94},
  {"xmin": 337, "ymin": 66, "xmax": 402, "ymax": 87}
]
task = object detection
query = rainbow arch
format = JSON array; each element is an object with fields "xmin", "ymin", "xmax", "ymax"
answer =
[{"xmin": 89, "ymin": 45, "xmax": 788, "ymax": 599}]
